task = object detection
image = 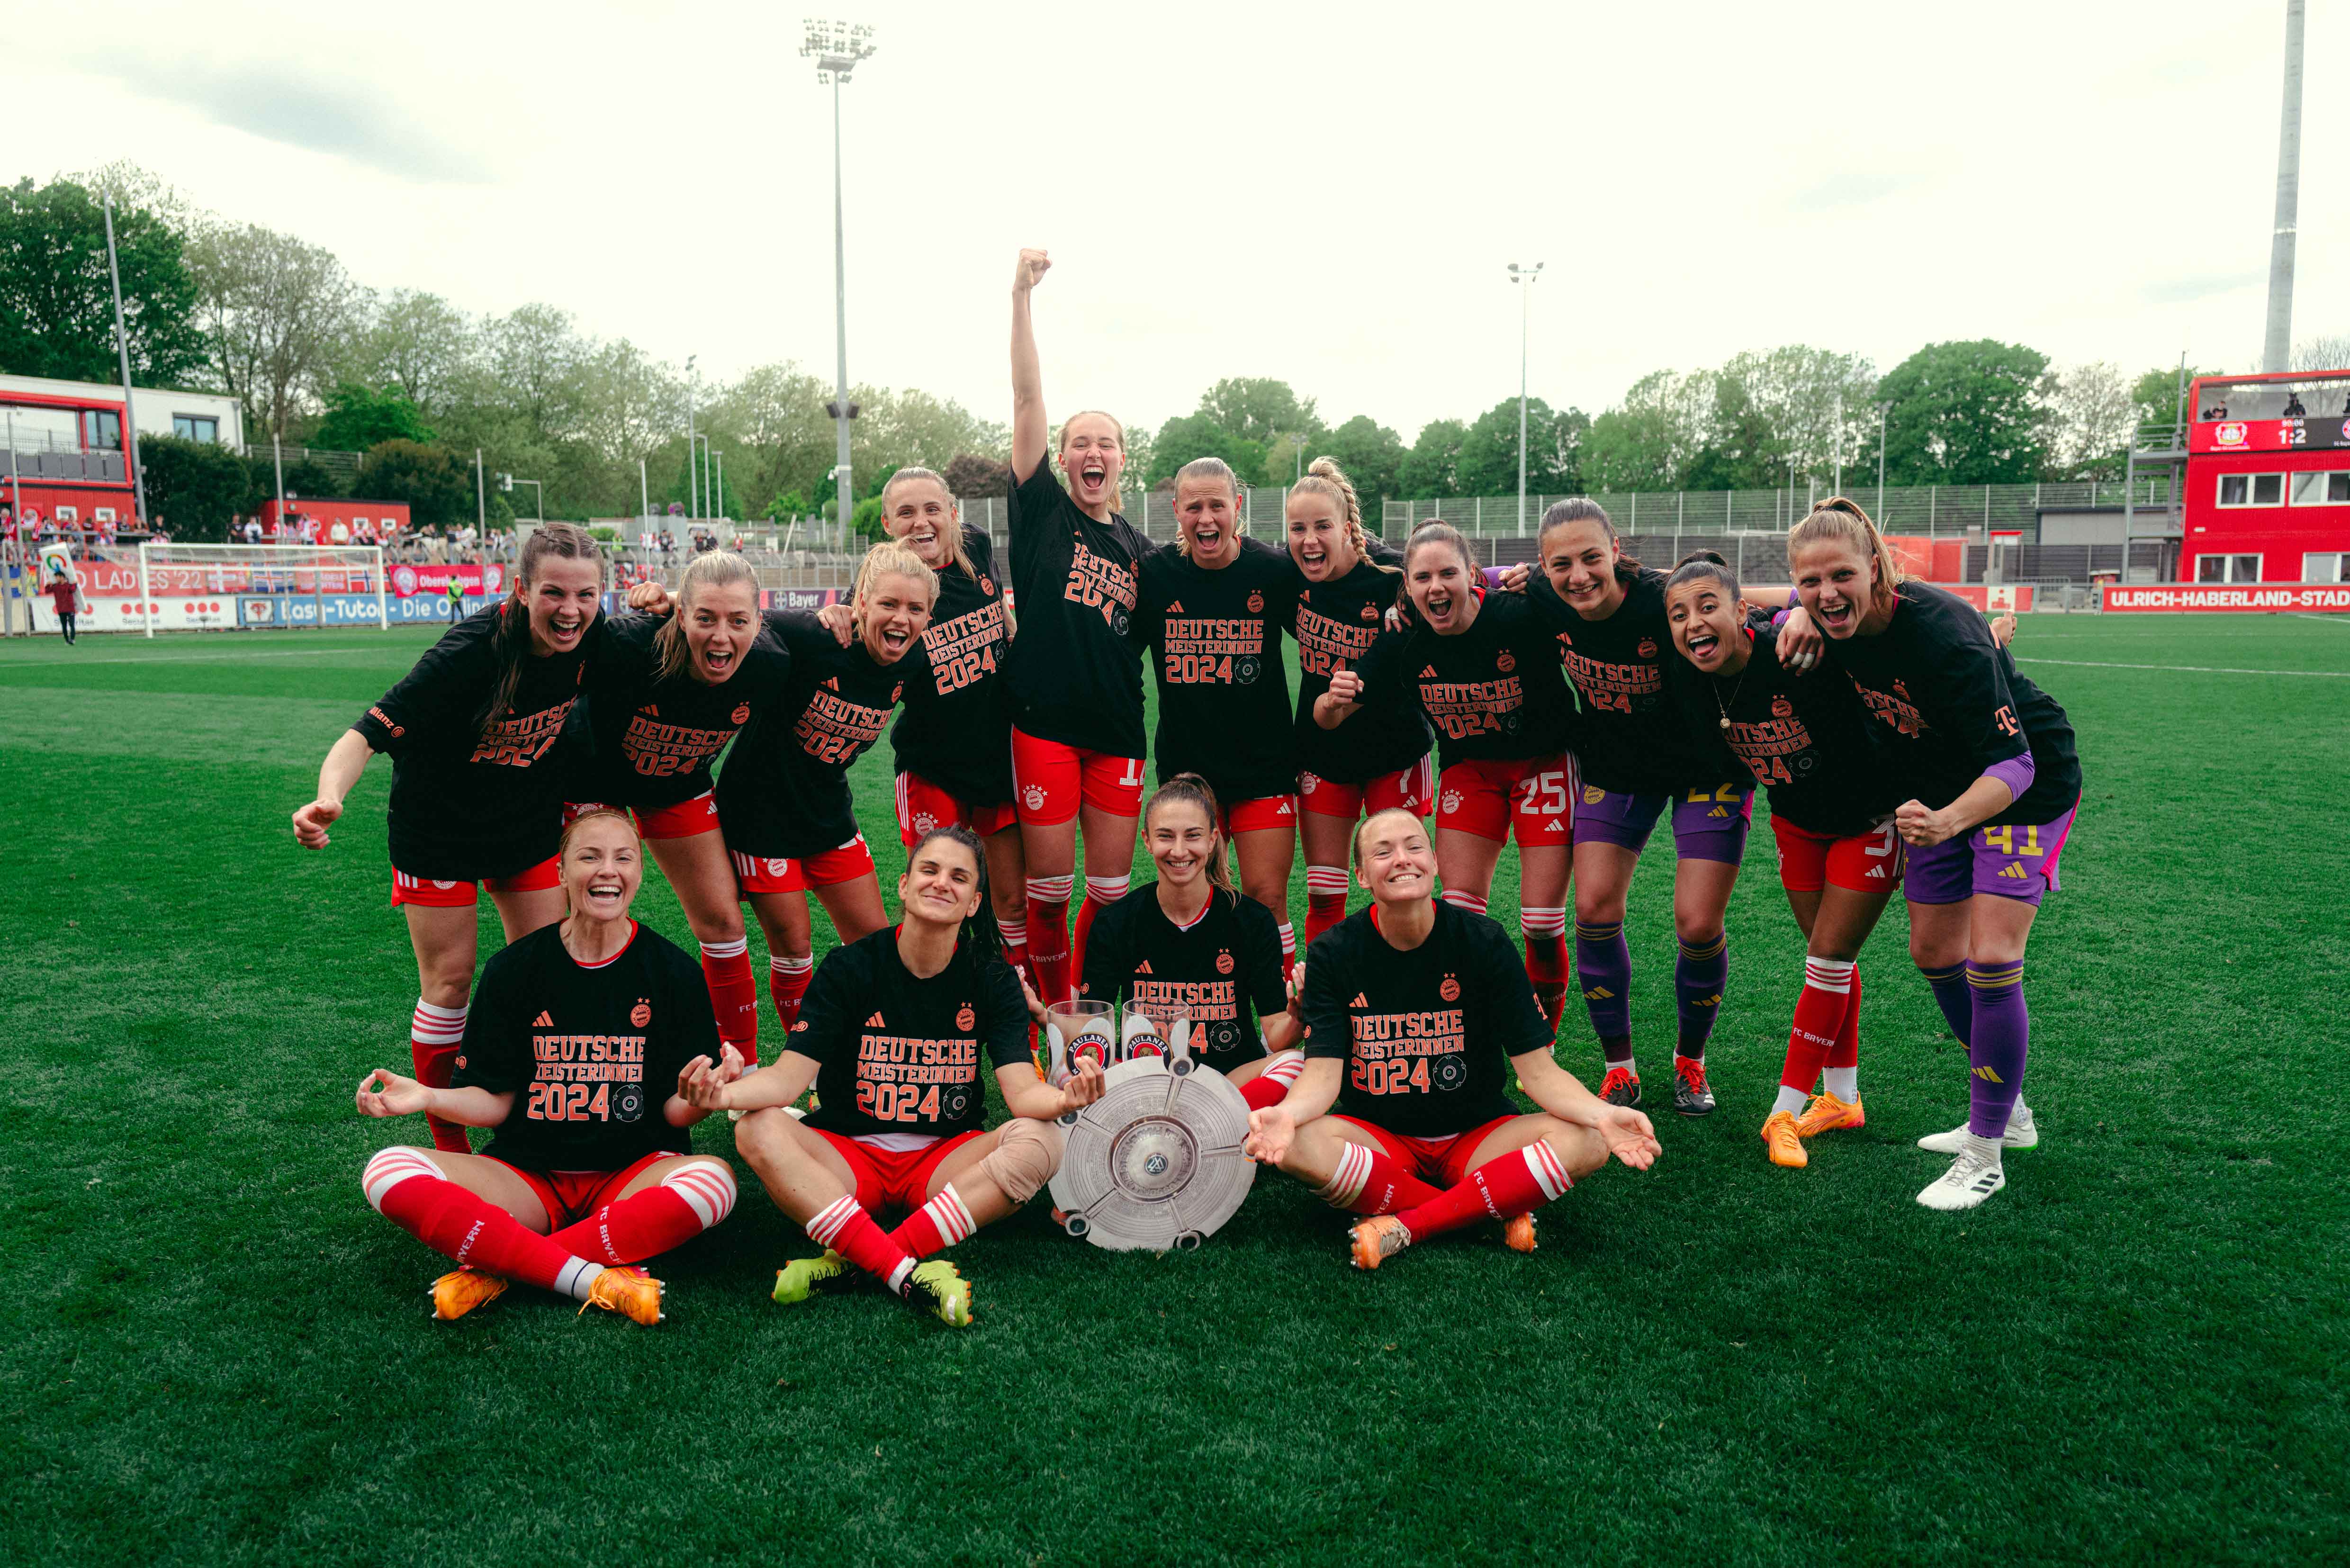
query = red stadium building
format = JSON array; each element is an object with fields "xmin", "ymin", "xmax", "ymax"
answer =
[
  {"xmin": 2, "ymin": 372, "xmax": 247, "ymax": 533},
  {"xmin": 2178, "ymin": 368, "xmax": 2350, "ymax": 585}
]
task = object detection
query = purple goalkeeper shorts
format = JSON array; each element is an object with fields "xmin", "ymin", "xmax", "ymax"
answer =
[
  {"xmin": 1905, "ymin": 803, "xmax": 2078, "ymax": 907},
  {"xmin": 1572, "ymin": 784, "xmax": 1754, "ymax": 864}
]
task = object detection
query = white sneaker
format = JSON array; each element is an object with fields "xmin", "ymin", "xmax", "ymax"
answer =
[
  {"xmin": 1917, "ymin": 1140, "xmax": 2007, "ymax": 1211},
  {"xmin": 1918, "ymin": 1102, "xmax": 2037, "ymax": 1154}
]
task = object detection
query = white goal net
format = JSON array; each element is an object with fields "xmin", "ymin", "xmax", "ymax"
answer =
[{"xmin": 128, "ymin": 541, "xmax": 391, "ymax": 637}]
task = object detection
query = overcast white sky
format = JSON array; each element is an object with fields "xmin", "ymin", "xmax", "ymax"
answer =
[{"xmin": 13, "ymin": 0, "xmax": 2344, "ymax": 440}]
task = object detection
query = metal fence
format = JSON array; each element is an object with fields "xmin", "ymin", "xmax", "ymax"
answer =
[
  {"xmin": 237, "ymin": 444, "xmax": 363, "ymax": 480},
  {"xmin": 1380, "ymin": 477, "xmax": 2184, "ymax": 539}
]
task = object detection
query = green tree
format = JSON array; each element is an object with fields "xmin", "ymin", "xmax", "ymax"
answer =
[
  {"xmin": 1396, "ymin": 418, "xmax": 1468, "ymax": 499},
  {"xmin": 357, "ymin": 440, "xmax": 472, "ymax": 528},
  {"xmin": 1315, "ymin": 415, "xmax": 1407, "ymax": 504},
  {"xmin": 316, "ymin": 382, "xmax": 433, "ymax": 451},
  {"xmin": 942, "ymin": 452, "xmax": 1009, "ymax": 498},
  {"xmin": 1454, "ymin": 398, "xmax": 1585, "ymax": 498},
  {"xmin": 1147, "ymin": 411, "xmax": 1267, "ymax": 487},
  {"xmin": 137, "ymin": 433, "xmax": 254, "ymax": 542},
  {"xmin": 346, "ymin": 289, "xmax": 474, "ymax": 416},
  {"xmin": 0, "ymin": 177, "xmax": 206, "ymax": 384},
  {"xmin": 2041, "ymin": 361, "xmax": 2136, "ymax": 481},
  {"xmin": 1196, "ymin": 378, "xmax": 1322, "ymax": 445},
  {"xmin": 1580, "ymin": 369, "xmax": 1711, "ymax": 493},
  {"xmin": 188, "ymin": 220, "xmax": 362, "ymax": 436},
  {"xmin": 1683, "ymin": 373, "xmax": 1785, "ymax": 492},
  {"xmin": 1877, "ymin": 340, "xmax": 2051, "ymax": 485},
  {"xmin": 1714, "ymin": 346, "xmax": 1877, "ymax": 478},
  {"xmin": 2131, "ymin": 364, "xmax": 2215, "ymax": 432}
]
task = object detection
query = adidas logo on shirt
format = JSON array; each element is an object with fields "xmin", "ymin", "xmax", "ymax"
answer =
[
  {"xmin": 1998, "ymin": 862, "xmax": 2028, "ymax": 880},
  {"xmin": 1420, "ymin": 665, "xmax": 1440, "ymax": 678},
  {"xmin": 532, "ymin": 1010, "xmax": 553, "ymax": 1027},
  {"xmin": 1351, "ymin": 992, "xmax": 1370, "ymax": 1007},
  {"xmin": 1708, "ymin": 805, "xmax": 1729, "ymax": 818},
  {"xmin": 865, "ymin": 1010, "xmax": 886, "ymax": 1027},
  {"xmin": 1166, "ymin": 600, "xmax": 1183, "ymax": 613},
  {"xmin": 825, "ymin": 677, "xmax": 841, "ymax": 691},
  {"xmin": 1135, "ymin": 960, "xmax": 1153, "ymax": 973}
]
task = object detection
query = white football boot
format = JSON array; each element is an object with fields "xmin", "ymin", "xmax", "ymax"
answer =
[
  {"xmin": 1916, "ymin": 1137, "xmax": 2008, "ymax": 1211},
  {"xmin": 1918, "ymin": 1101, "xmax": 2037, "ymax": 1154}
]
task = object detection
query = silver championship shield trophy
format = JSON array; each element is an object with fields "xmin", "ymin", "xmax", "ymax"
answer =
[{"xmin": 1044, "ymin": 1002, "xmax": 1256, "ymax": 1252}]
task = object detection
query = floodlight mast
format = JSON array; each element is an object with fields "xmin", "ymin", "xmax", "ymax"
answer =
[
  {"xmin": 804, "ymin": 19, "xmax": 877, "ymax": 521},
  {"xmin": 2261, "ymin": 0, "xmax": 2305, "ymax": 373},
  {"xmin": 1508, "ymin": 262, "xmax": 1543, "ymax": 535}
]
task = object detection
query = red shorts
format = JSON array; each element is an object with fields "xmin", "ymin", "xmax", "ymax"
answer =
[
  {"xmin": 489, "ymin": 1148, "xmax": 673, "ymax": 1227},
  {"xmin": 567, "ymin": 793, "xmax": 720, "ymax": 841},
  {"xmin": 894, "ymin": 772, "xmax": 1019, "ymax": 847},
  {"xmin": 1435, "ymin": 754, "xmax": 1576, "ymax": 846},
  {"xmin": 390, "ymin": 855, "xmax": 561, "ymax": 909},
  {"xmin": 729, "ymin": 835, "xmax": 876, "ymax": 895},
  {"xmin": 1222, "ymin": 793, "xmax": 1299, "ymax": 836},
  {"xmin": 814, "ymin": 1127, "xmax": 986, "ymax": 1214},
  {"xmin": 1771, "ymin": 815, "xmax": 1906, "ymax": 895},
  {"xmin": 1298, "ymin": 755, "xmax": 1435, "ymax": 820},
  {"xmin": 1009, "ymin": 727, "xmax": 1145, "ymax": 826},
  {"xmin": 1329, "ymin": 1113, "xmax": 1522, "ymax": 1187}
]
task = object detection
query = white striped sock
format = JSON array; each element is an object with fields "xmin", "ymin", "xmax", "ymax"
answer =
[
  {"xmin": 1521, "ymin": 906, "xmax": 1567, "ymax": 940},
  {"xmin": 922, "ymin": 1184, "xmax": 977, "ymax": 1246},
  {"xmin": 1442, "ymin": 889, "xmax": 1489, "ymax": 915},
  {"xmin": 698, "ymin": 937, "xmax": 748, "ymax": 959},
  {"xmin": 410, "ymin": 997, "xmax": 467, "ymax": 1045},
  {"xmin": 1522, "ymin": 1140, "xmax": 1574, "ymax": 1200},
  {"xmin": 1276, "ymin": 922, "xmax": 1296, "ymax": 962},
  {"xmin": 1804, "ymin": 957, "xmax": 1856, "ymax": 994},
  {"xmin": 660, "ymin": 1162, "xmax": 737, "ymax": 1227},
  {"xmin": 1305, "ymin": 865, "xmax": 1349, "ymax": 895},
  {"xmin": 806, "ymin": 1194, "xmax": 859, "ymax": 1248},
  {"xmin": 555, "ymin": 1258, "xmax": 606, "ymax": 1302},
  {"xmin": 1263, "ymin": 1049, "xmax": 1306, "ymax": 1087},
  {"xmin": 1084, "ymin": 874, "xmax": 1130, "ymax": 905},
  {"xmin": 1028, "ymin": 874, "xmax": 1074, "ymax": 903},
  {"xmin": 1315, "ymin": 1142, "xmax": 1372, "ymax": 1207},
  {"xmin": 361, "ymin": 1147, "xmax": 443, "ymax": 1211}
]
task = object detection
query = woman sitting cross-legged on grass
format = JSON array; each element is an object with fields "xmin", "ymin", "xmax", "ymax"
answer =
[
  {"xmin": 683, "ymin": 825, "xmax": 1106, "ymax": 1328},
  {"xmin": 355, "ymin": 808, "xmax": 742, "ymax": 1325},
  {"xmin": 1243, "ymin": 808, "xmax": 1661, "ymax": 1270}
]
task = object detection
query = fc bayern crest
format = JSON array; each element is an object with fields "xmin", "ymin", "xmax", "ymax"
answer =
[{"xmin": 1048, "ymin": 1058, "xmax": 1256, "ymax": 1253}]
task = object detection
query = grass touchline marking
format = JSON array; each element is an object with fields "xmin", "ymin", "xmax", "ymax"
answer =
[
  {"xmin": 0, "ymin": 646, "xmax": 395, "ymax": 668},
  {"xmin": 2014, "ymin": 657, "xmax": 2350, "ymax": 678}
]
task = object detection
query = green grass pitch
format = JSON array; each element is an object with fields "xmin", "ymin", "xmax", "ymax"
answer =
[{"xmin": 3, "ymin": 612, "xmax": 2345, "ymax": 1564}]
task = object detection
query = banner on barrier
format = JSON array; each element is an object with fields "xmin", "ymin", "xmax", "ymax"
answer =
[
  {"xmin": 387, "ymin": 562, "xmax": 505, "ymax": 598},
  {"xmin": 2102, "ymin": 583, "xmax": 2350, "ymax": 613}
]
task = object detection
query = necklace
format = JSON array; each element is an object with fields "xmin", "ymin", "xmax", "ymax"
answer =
[{"xmin": 1709, "ymin": 666, "xmax": 1748, "ymax": 730}]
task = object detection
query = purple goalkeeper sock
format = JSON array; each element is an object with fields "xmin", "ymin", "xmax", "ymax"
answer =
[
  {"xmin": 1965, "ymin": 961, "xmax": 2029, "ymax": 1138},
  {"xmin": 1674, "ymin": 933, "xmax": 1728, "ymax": 1061},
  {"xmin": 1918, "ymin": 963, "xmax": 1972, "ymax": 1047},
  {"xmin": 1575, "ymin": 920, "xmax": 1632, "ymax": 1040}
]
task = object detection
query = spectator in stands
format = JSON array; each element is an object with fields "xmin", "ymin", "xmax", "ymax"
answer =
[
  {"xmin": 2283, "ymin": 392, "xmax": 2306, "ymax": 419},
  {"xmin": 42, "ymin": 565, "xmax": 80, "ymax": 644}
]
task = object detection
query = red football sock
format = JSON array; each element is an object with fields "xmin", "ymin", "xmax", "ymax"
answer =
[
  {"xmin": 1314, "ymin": 1140, "xmax": 1444, "ymax": 1215},
  {"xmin": 889, "ymin": 1184, "xmax": 977, "ymax": 1262},
  {"xmin": 364, "ymin": 1152, "xmax": 588, "ymax": 1296},
  {"xmin": 1780, "ymin": 957, "xmax": 1854, "ymax": 1091},
  {"xmin": 805, "ymin": 1194, "xmax": 914, "ymax": 1291},
  {"xmin": 1304, "ymin": 864, "xmax": 1350, "ymax": 957},
  {"xmin": 768, "ymin": 954, "xmax": 813, "ymax": 1035},
  {"xmin": 1025, "ymin": 874, "xmax": 1073, "ymax": 1008},
  {"xmin": 998, "ymin": 916, "xmax": 1030, "ymax": 990},
  {"xmin": 1240, "ymin": 1075, "xmax": 1288, "ymax": 1111},
  {"xmin": 1070, "ymin": 875, "xmax": 1127, "ymax": 997},
  {"xmin": 1522, "ymin": 910, "xmax": 1568, "ymax": 1035},
  {"xmin": 1828, "ymin": 966, "xmax": 1861, "ymax": 1072},
  {"xmin": 698, "ymin": 939, "xmax": 759, "ymax": 1063},
  {"xmin": 1394, "ymin": 1140, "xmax": 1573, "ymax": 1242},
  {"xmin": 408, "ymin": 998, "xmax": 471, "ymax": 1154},
  {"xmin": 546, "ymin": 1164, "xmax": 736, "ymax": 1265}
]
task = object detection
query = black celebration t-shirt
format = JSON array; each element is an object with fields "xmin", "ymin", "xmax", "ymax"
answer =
[
  {"xmin": 1526, "ymin": 568, "xmax": 1729, "ymax": 796},
  {"xmin": 890, "ymin": 528, "xmax": 1015, "ymax": 806},
  {"xmin": 1134, "ymin": 537, "xmax": 1299, "ymax": 803},
  {"xmin": 793, "ymin": 928, "xmax": 1033, "ymax": 1141},
  {"xmin": 1825, "ymin": 583, "xmax": 2081, "ymax": 827},
  {"xmin": 573, "ymin": 611, "xmax": 793, "ymax": 810},
  {"xmin": 1291, "ymin": 556, "xmax": 1432, "ymax": 785},
  {"xmin": 351, "ymin": 604, "xmax": 592, "ymax": 880},
  {"xmin": 1077, "ymin": 885, "xmax": 1288, "ymax": 1071},
  {"xmin": 714, "ymin": 613, "xmax": 919, "ymax": 858},
  {"xmin": 1666, "ymin": 622, "xmax": 1899, "ymax": 838},
  {"xmin": 454, "ymin": 920, "xmax": 719, "ymax": 1171},
  {"xmin": 1300, "ymin": 901, "xmax": 1549, "ymax": 1138},
  {"xmin": 1003, "ymin": 460, "xmax": 1150, "ymax": 758},
  {"xmin": 1352, "ymin": 590, "xmax": 1578, "ymax": 768}
]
